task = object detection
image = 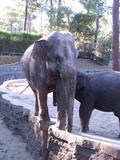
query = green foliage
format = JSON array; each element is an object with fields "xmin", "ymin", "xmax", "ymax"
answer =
[
  {"xmin": 77, "ymin": 51, "xmax": 89, "ymax": 58},
  {"xmin": 70, "ymin": 12, "xmax": 96, "ymax": 41},
  {"xmin": 0, "ymin": 5, "xmax": 24, "ymax": 32},
  {"xmin": 79, "ymin": 0, "xmax": 108, "ymax": 14},
  {"xmin": 77, "ymin": 34, "xmax": 112, "ymax": 65},
  {"xmin": 98, "ymin": 35, "xmax": 112, "ymax": 55},
  {"xmin": 97, "ymin": 35, "xmax": 112, "ymax": 65},
  {"xmin": 91, "ymin": 53, "xmax": 110, "ymax": 66},
  {"xmin": 0, "ymin": 31, "xmax": 42, "ymax": 54},
  {"xmin": 46, "ymin": 6, "xmax": 73, "ymax": 30},
  {"xmin": 89, "ymin": 35, "xmax": 112, "ymax": 66}
]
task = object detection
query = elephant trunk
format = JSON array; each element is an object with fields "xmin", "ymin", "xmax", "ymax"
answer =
[
  {"xmin": 46, "ymin": 60, "xmax": 61, "ymax": 78},
  {"xmin": 56, "ymin": 67, "xmax": 77, "ymax": 132}
]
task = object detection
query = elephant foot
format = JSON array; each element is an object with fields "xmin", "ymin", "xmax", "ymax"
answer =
[
  {"xmin": 56, "ymin": 112, "xmax": 66, "ymax": 131},
  {"xmin": 34, "ymin": 112, "xmax": 39, "ymax": 116},
  {"xmin": 80, "ymin": 126, "xmax": 89, "ymax": 133},
  {"xmin": 53, "ymin": 102, "xmax": 57, "ymax": 106},
  {"xmin": 55, "ymin": 120, "xmax": 66, "ymax": 131},
  {"xmin": 39, "ymin": 117, "xmax": 52, "ymax": 131}
]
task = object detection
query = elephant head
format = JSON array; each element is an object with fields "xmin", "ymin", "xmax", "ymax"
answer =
[
  {"xmin": 75, "ymin": 72, "xmax": 86, "ymax": 102},
  {"xmin": 32, "ymin": 32, "xmax": 78, "ymax": 78},
  {"xmin": 21, "ymin": 31, "xmax": 78, "ymax": 132},
  {"xmin": 76, "ymin": 72, "xmax": 86, "ymax": 89}
]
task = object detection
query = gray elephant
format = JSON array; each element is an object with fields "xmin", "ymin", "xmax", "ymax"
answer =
[
  {"xmin": 75, "ymin": 71, "xmax": 120, "ymax": 138},
  {"xmin": 21, "ymin": 31, "xmax": 78, "ymax": 132}
]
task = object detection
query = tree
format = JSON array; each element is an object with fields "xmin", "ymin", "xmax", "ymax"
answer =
[
  {"xmin": 70, "ymin": 13, "xmax": 96, "ymax": 42},
  {"xmin": 22, "ymin": 0, "xmax": 42, "ymax": 32},
  {"xmin": 46, "ymin": 0, "xmax": 68, "ymax": 30},
  {"xmin": 24, "ymin": 0, "xmax": 28, "ymax": 31},
  {"xmin": 46, "ymin": 0, "xmax": 57, "ymax": 29},
  {"xmin": 2, "ymin": 5, "xmax": 24, "ymax": 32},
  {"xmin": 112, "ymin": 0, "xmax": 119, "ymax": 71},
  {"xmin": 0, "ymin": 0, "xmax": 42, "ymax": 33},
  {"xmin": 79, "ymin": 0, "xmax": 108, "ymax": 44}
]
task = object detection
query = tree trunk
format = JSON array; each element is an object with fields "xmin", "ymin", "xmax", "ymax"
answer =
[
  {"xmin": 94, "ymin": 2, "xmax": 99, "ymax": 46},
  {"xmin": 112, "ymin": 0, "xmax": 119, "ymax": 71},
  {"xmin": 27, "ymin": 12, "xmax": 31, "ymax": 33},
  {"xmin": 24, "ymin": 0, "xmax": 28, "ymax": 31}
]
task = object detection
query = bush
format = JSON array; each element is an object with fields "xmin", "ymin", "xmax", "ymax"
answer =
[
  {"xmin": 77, "ymin": 51, "xmax": 89, "ymax": 58},
  {"xmin": 0, "ymin": 31, "xmax": 42, "ymax": 54},
  {"xmin": 91, "ymin": 52, "xmax": 110, "ymax": 66}
]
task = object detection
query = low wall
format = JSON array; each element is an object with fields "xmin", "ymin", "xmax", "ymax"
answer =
[
  {"xmin": 0, "ymin": 62, "xmax": 24, "ymax": 84},
  {"xmin": 0, "ymin": 56, "xmax": 21, "ymax": 65},
  {"xmin": 0, "ymin": 92, "xmax": 43, "ymax": 160}
]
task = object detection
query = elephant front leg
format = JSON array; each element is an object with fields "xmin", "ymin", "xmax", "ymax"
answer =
[
  {"xmin": 36, "ymin": 90, "xmax": 50, "ymax": 123},
  {"xmin": 79, "ymin": 104, "xmax": 92, "ymax": 132},
  {"xmin": 55, "ymin": 80, "xmax": 74, "ymax": 132},
  {"xmin": 55, "ymin": 85, "xmax": 67, "ymax": 131},
  {"xmin": 56, "ymin": 110, "xmax": 66, "ymax": 131},
  {"xmin": 53, "ymin": 91, "xmax": 57, "ymax": 106}
]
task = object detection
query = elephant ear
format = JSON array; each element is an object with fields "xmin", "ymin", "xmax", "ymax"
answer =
[
  {"xmin": 32, "ymin": 38, "xmax": 48, "ymax": 61},
  {"xmin": 77, "ymin": 72, "xmax": 85, "ymax": 90}
]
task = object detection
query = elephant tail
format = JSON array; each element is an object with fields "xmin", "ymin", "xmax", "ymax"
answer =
[{"xmin": 20, "ymin": 84, "xmax": 30, "ymax": 94}]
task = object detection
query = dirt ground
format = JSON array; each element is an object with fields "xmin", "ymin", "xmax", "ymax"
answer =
[
  {"xmin": 76, "ymin": 58, "xmax": 112, "ymax": 70},
  {"xmin": 0, "ymin": 113, "xmax": 33, "ymax": 160},
  {"xmin": 0, "ymin": 59, "xmax": 117, "ymax": 160}
]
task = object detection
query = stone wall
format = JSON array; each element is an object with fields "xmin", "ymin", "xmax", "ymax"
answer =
[
  {"xmin": 0, "ymin": 93, "xmax": 43, "ymax": 160},
  {"xmin": 48, "ymin": 126, "xmax": 120, "ymax": 160},
  {"xmin": 0, "ymin": 92, "xmax": 120, "ymax": 160}
]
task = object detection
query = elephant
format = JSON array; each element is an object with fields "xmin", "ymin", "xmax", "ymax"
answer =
[
  {"xmin": 75, "ymin": 71, "xmax": 120, "ymax": 138},
  {"xmin": 21, "ymin": 31, "xmax": 78, "ymax": 132}
]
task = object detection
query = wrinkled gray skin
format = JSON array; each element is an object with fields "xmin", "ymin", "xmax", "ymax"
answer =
[
  {"xmin": 75, "ymin": 71, "xmax": 120, "ymax": 138},
  {"xmin": 21, "ymin": 31, "xmax": 78, "ymax": 132}
]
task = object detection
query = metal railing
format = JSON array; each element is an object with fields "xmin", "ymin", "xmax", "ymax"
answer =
[{"xmin": 0, "ymin": 52, "xmax": 23, "ymax": 56}]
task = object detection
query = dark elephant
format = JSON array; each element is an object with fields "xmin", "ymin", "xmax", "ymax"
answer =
[
  {"xmin": 75, "ymin": 71, "xmax": 120, "ymax": 138},
  {"xmin": 21, "ymin": 31, "xmax": 78, "ymax": 132}
]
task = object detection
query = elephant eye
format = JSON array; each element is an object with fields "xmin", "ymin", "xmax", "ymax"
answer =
[
  {"xmin": 58, "ymin": 55, "xmax": 64, "ymax": 61},
  {"xmin": 54, "ymin": 55, "xmax": 63, "ymax": 62}
]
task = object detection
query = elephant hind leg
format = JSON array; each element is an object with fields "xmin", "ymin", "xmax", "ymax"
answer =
[
  {"xmin": 114, "ymin": 110, "xmax": 120, "ymax": 138},
  {"xmin": 36, "ymin": 90, "xmax": 50, "ymax": 123},
  {"xmin": 26, "ymin": 82, "xmax": 39, "ymax": 116},
  {"xmin": 118, "ymin": 118, "xmax": 120, "ymax": 138},
  {"xmin": 79, "ymin": 104, "xmax": 93, "ymax": 132},
  {"xmin": 53, "ymin": 91, "xmax": 57, "ymax": 106}
]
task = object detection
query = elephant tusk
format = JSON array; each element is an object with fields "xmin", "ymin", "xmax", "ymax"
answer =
[{"xmin": 46, "ymin": 61, "xmax": 49, "ymax": 69}]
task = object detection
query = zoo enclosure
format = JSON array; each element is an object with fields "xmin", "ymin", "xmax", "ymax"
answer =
[{"xmin": 77, "ymin": 42, "xmax": 111, "ymax": 65}]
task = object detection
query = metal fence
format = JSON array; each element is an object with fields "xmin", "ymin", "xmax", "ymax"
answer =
[{"xmin": 0, "ymin": 52, "xmax": 23, "ymax": 56}]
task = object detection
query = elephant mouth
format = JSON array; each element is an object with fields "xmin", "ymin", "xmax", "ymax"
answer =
[
  {"xmin": 50, "ymin": 72, "xmax": 61, "ymax": 80},
  {"xmin": 48, "ymin": 85, "xmax": 56, "ymax": 93}
]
